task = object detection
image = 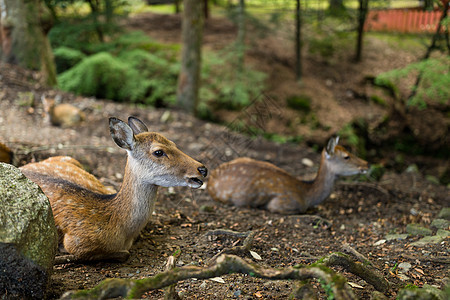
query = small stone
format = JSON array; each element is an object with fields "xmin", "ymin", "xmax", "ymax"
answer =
[
  {"xmin": 199, "ymin": 205, "xmax": 214, "ymax": 213},
  {"xmin": 430, "ymin": 219, "xmax": 450, "ymax": 230},
  {"xmin": 398, "ymin": 262, "xmax": 412, "ymax": 273},
  {"xmin": 234, "ymin": 290, "xmax": 242, "ymax": 297},
  {"xmin": 373, "ymin": 239, "xmax": 386, "ymax": 246},
  {"xmin": 406, "ymin": 224, "xmax": 432, "ymax": 236},
  {"xmin": 437, "ymin": 207, "xmax": 450, "ymax": 220},
  {"xmin": 160, "ymin": 111, "xmax": 174, "ymax": 123},
  {"xmin": 398, "ymin": 273, "xmax": 410, "ymax": 281},
  {"xmin": 436, "ymin": 229, "xmax": 450, "ymax": 238},
  {"xmin": 301, "ymin": 158, "xmax": 314, "ymax": 167},
  {"xmin": 385, "ymin": 234, "xmax": 409, "ymax": 241},
  {"xmin": 410, "ymin": 235, "xmax": 445, "ymax": 247},
  {"xmin": 199, "ymin": 282, "xmax": 207, "ymax": 289}
]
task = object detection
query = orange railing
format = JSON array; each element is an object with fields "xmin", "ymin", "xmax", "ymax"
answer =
[{"xmin": 365, "ymin": 9, "xmax": 444, "ymax": 33}]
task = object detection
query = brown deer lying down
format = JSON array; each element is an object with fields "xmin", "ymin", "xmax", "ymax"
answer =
[
  {"xmin": 20, "ymin": 116, "xmax": 207, "ymax": 263},
  {"xmin": 207, "ymin": 137, "xmax": 368, "ymax": 214}
]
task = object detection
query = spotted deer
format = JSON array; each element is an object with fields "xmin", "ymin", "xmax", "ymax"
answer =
[
  {"xmin": 207, "ymin": 137, "xmax": 368, "ymax": 214},
  {"xmin": 20, "ymin": 116, "xmax": 207, "ymax": 263}
]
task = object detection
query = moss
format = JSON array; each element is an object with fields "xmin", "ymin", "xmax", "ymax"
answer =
[
  {"xmin": 57, "ymin": 52, "xmax": 149, "ymax": 102},
  {"xmin": 53, "ymin": 47, "xmax": 86, "ymax": 73},
  {"xmin": 286, "ymin": 95, "xmax": 312, "ymax": 112},
  {"xmin": 370, "ymin": 95, "xmax": 388, "ymax": 106}
]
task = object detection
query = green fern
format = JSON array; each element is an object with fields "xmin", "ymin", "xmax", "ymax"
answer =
[
  {"xmin": 58, "ymin": 52, "xmax": 149, "ymax": 102},
  {"xmin": 375, "ymin": 57, "xmax": 450, "ymax": 109},
  {"xmin": 53, "ymin": 47, "xmax": 86, "ymax": 73}
]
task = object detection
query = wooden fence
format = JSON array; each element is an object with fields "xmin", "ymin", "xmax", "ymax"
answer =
[{"xmin": 365, "ymin": 9, "xmax": 444, "ymax": 33}]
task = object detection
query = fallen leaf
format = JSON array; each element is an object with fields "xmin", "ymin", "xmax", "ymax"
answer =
[
  {"xmin": 209, "ymin": 277, "xmax": 225, "ymax": 283},
  {"xmin": 250, "ymin": 251, "xmax": 262, "ymax": 260},
  {"xmin": 348, "ymin": 282, "xmax": 364, "ymax": 289},
  {"xmin": 414, "ymin": 268, "xmax": 425, "ymax": 275},
  {"xmin": 373, "ymin": 239, "xmax": 386, "ymax": 246},
  {"xmin": 254, "ymin": 291, "xmax": 263, "ymax": 298}
]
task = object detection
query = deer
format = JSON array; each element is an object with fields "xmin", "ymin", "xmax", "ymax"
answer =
[
  {"xmin": 41, "ymin": 94, "xmax": 85, "ymax": 128},
  {"xmin": 20, "ymin": 116, "xmax": 207, "ymax": 263},
  {"xmin": 207, "ymin": 137, "xmax": 369, "ymax": 214}
]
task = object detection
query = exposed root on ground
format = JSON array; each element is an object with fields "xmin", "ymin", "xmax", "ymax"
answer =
[{"xmin": 60, "ymin": 254, "xmax": 357, "ymax": 300}]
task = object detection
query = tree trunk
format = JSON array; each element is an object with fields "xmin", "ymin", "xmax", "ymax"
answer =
[
  {"xmin": 422, "ymin": 0, "xmax": 434, "ymax": 10},
  {"xmin": 295, "ymin": 0, "xmax": 302, "ymax": 80},
  {"xmin": 355, "ymin": 0, "xmax": 369, "ymax": 62},
  {"xmin": 0, "ymin": 0, "xmax": 57, "ymax": 86},
  {"xmin": 176, "ymin": 0, "xmax": 204, "ymax": 115},
  {"xmin": 236, "ymin": 0, "xmax": 245, "ymax": 75}
]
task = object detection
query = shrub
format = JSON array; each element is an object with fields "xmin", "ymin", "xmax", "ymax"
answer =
[
  {"xmin": 53, "ymin": 47, "xmax": 86, "ymax": 73},
  {"xmin": 375, "ymin": 57, "xmax": 450, "ymax": 108},
  {"xmin": 118, "ymin": 49, "xmax": 179, "ymax": 105},
  {"xmin": 58, "ymin": 52, "xmax": 149, "ymax": 102},
  {"xmin": 200, "ymin": 49, "xmax": 267, "ymax": 110},
  {"xmin": 286, "ymin": 95, "xmax": 312, "ymax": 111}
]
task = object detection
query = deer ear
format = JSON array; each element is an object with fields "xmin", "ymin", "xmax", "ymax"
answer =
[
  {"xmin": 326, "ymin": 136, "xmax": 339, "ymax": 156},
  {"xmin": 128, "ymin": 116, "xmax": 148, "ymax": 135},
  {"xmin": 109, "ymin": 117, "xmax": 136, "ymax": 151}
]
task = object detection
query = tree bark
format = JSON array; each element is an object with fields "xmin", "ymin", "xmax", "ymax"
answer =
[
  {"xmin": 176, "ymin": 0, "xmax": 204, "ymax": 115},
  {"xmin": 0, "ymin": 0, "xmax": 57, "ymax": 86},
  {"xmin": 295, "ymin": 0, "xmax": 302, "ymax": 80},
  {"xmin": 355, "ymin": 0, "xmax": 369, "ymax": 62}
]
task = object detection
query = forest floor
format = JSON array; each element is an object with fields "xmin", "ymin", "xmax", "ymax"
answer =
[{"xmin": 0, "ymin": 11, "xmax": 448, "ymax": 300}]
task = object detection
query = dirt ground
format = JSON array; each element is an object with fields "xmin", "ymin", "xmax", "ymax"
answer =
[{"xmin": 0, "ymin": 11, "xmax": 448, "ymax": 300}]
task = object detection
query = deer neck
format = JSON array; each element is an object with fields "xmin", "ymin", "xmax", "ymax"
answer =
[
  {"xmin": 111, "ymin": 157, "xmax": 158, "ymax": 236},
  {"xmin": 300, "ymin": 154, "xmax": 337, "ymax": 207}
]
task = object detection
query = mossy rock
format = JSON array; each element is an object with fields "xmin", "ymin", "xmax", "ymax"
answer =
[{"xmin": 0, "ymin": 163, "xmax": 58, "ymax": 299}]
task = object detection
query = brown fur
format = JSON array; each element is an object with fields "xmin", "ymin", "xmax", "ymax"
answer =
[{"xmin": 20, "ymin": 117, "xmax": 207, "ymax": 262}]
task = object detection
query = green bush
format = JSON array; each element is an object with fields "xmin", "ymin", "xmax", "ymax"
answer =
[
  {"xmin": 118, "ymin": 49, "xmax": 179, "ymax": 105},
  {"xmin": 309, "ymin": 37, "xmax": 334, "ymax": 58},
  {"xmin": 200, "ymin": 49, "xmax": 267, "ymax": 110},
  {"xmin": 53, "ymin": 47, "xmax": 86, "ymax": 73},
  {"xmin": 49, "ymin": 20, "xmax": 110, "ymax": 53},
  {"xmin": 375, "ymin": 57, "xmax": 450, "ymax": 108},
  {"xmin": 286, "ymin": 94, "xmax": 312, "ymax": 111},
  {"xmin": 58, "ymin": 52, "xmax": 149, "ymax": 102}
]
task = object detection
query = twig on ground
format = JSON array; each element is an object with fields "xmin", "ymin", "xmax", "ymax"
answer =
[
  {"xmin": 288, "ymin": 214, "xmax": 332, "ymax": 227},
  {"xmin": 341, "ymin": 243, "xmax": 373, "ymax": 266},
  {"xmin": 319, "ymin": 252, "xmax": 390, "ymax": 293},
  {"xmin": 60, "ymin": 254, "xmax": 356, "ymax": 300},
  {"xmin": 338, "ymin": 181, "xmax": 390, "ymax": 198},
  {"xmin": 164, "ymin": 256, "xmax": 181, "ymax": 300},
  {"xmin": 205, "ymin": 229, "xmax": 255, "ymax": 264}
]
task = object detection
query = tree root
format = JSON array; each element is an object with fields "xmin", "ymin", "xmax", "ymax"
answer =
[
  {"xmin": 317, "ymin": 252, "xmax": 390, "ymax": 293},
  {"xmin": 205, "ymin": 229, "xmax": 255, "ymax": 264},
  {"xmin": 164, "ymin": 256, "xmax": 181, "ymax": 300},
  {"xmin": 60, "ymin": 254, "xmax": 357, "ymax": 300}
]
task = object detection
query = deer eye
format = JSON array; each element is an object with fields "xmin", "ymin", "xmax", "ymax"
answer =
[
  {"xmin": 344, "ymin": 156, "xmax": 350, "ymax": 160},
  {"xmin": 153, "ymin": 150, "xmax": 165, "ymax": 157}
]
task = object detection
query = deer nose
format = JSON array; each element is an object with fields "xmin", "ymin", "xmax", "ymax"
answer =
[{"xmin": 198, "ymin": 166, "xmax": 208, "ymax": 177}]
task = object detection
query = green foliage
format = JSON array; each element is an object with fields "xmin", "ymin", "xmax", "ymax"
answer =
[
  {"xmin": 375, "ymin": 57, "xmax": 450, "ymax": 108},
  {"xmin": 58, "ymin": 52, "xmax": 149, "ymax": 102},
  {"xmin": 200, "ymin": 49, "xmax": 267, "ymax": 110},
  {"xmin": 309, "ymin": 37, "xmax": 335, "ymax": 58},
  {"xmin": 53, "ymin": 47, "xmax": 86, "ymax": 73},
  {"xmin": 369, "ymin": 95, "xmax": 387, "ymax": 106},
  {"xmin": 118, "ymin": 49, "xmax": 179, "ymax": 105},
  {"xmin": 92, "ymin": 31, "xmax": 180, "ymax": 58},
  {"xmin": 286, "ymin": 94, "xmax": 312, "ymax": 111},
  {"xmin": 368, "ymin": 164, "xmax": 386, "ymax": 181},
  {"xmin": 49, "ymin": 20, "xmax": 107, "ymax": 52}
]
